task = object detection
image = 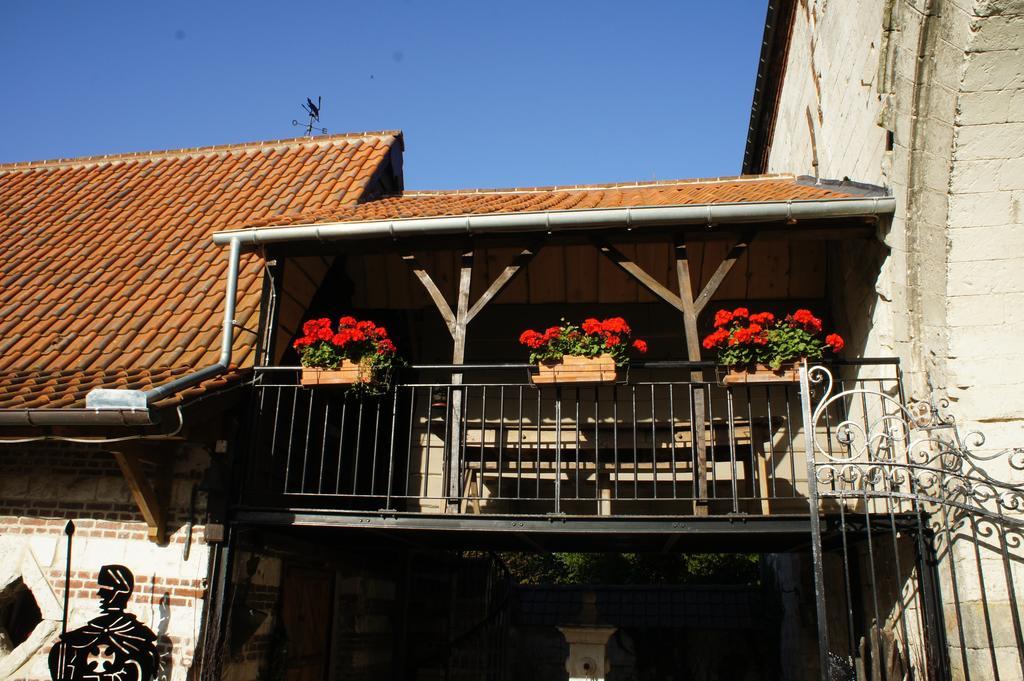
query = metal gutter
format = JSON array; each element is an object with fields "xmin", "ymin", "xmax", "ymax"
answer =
[
  {"xmin": 212, "ymin": 196, "xmax": 895, "ymax": 250},
  {"xmin": 0, "ymin": 408, "xmax": 156, "ymax": 427},
  {"xmin": 82, "ymin": 237, "xmax": 243, "ymax": 412}
]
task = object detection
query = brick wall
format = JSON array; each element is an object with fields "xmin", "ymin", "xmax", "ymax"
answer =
[{"xmin": 0, "ymin": 443, "xmax": 212, "ymax": 681}]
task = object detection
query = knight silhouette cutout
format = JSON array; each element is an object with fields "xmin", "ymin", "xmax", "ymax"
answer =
[{"xmin": 48, "ymin": 565, "xmax": 159, "ymax": 681}]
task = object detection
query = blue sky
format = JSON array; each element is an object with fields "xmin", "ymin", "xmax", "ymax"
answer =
[{"xmin": 0, "ymin": 1, "xmax": 768, "ymax": 189}]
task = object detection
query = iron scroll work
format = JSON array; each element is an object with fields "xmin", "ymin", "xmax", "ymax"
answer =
[
  {"xmin": 800, "ymin": 363, "xmax": 1024, "ymax": 681},
  {"xmin": 48, "ymin": 565, "xmax": 159, "ymax": 681}
]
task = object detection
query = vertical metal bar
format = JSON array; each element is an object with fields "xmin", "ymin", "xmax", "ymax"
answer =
[
  {"xmin": 861, "ymin": 489, "xmax": 884, "ymax": 680},
  {"xmin": 995, "ymin": 509, "xmax": 1024, "ymax": 677},
  {"xmin": 317, "ymin": 399, "xmax": 330, "ymax": 495},
  {"xmin": 335, "ymin": 399, "xmax": 348, "ymax": 495},
  {"xmin": 939, "ymin": 502, "xmax": 971, "ymax": 679},
  {"xmin": 765, "ymin": 385, "xmax": 777, "ymax": 498},
  {"xmin": 440, "ymin": 385, "xmax": 451, "ymax": 504},
  {"xmin": 837, "ymin": 500, "xmax": 858, "ymax": 668},
  {"xmin": 300, "ymin": 390, "xmax": 315, "ymax": 493},
  {"xmin": 535, "ymin": 388, "xmax": 542, "ymax": 500},
  {"xmin": 968, "ymin": 515, "xmax": 1001, "ymax": 680},
  {"xmin": 479, "ymin": 386, "xmax": 487, "ymax": 507},
  {"xmin": 422, "ymin": 388, "xmax": 434, "ymax": 500},
  {"xmin": 799, "ymin": 361, "xmax": 832, "ymax": 680},
  {"xmin": 283, "ymin": 387, "xmax": 299, "ymax": 493},
  {"xmin": 554, "ymin": 386, "xmax": 562, "ymax": 514},
  {"xmin": 708, "ymin": 383, "xmax": 718, "ymax": 499},
  {"xmin": 651, "ymin": 383, "xmax": 658, "ymax": 500},
  {"xmin": 668, "ymin": 383, "xmax": 678, "ymax": 499},
  {"xmin": 726, "ymin": 387, "xmax": 739, "ymax": 513},
  {"xmin": 689, "ymin": 383, "xmax": 698, "ymax": 505},
  {"xmin": 594, "ymin": 385, "xmax": 601, "ymax": 514},
  {"xmin": 885, "ymin": 494, "xmax": 913, "ymax": 672},
  {"xmin": 352, "ymin": 399, "xmax": 364, "ymax": 495},
  {"xmin": 516, "ymin": 386, "xmax": 523, "ymax": 501},
  {"xmin": 574, "ymin": 388, "xmax": 581, "ymax": 502},
  {"xmin": 459, "ymin": 385, "xmax": 470, "ymax": 509},
  {"xmin": 745, "ymin": 385, "xmax": 755, "ymax": 509},
  {"xmin": 631, "ymin": 385, "xmax": 638, "ymax": 500},
  {"xmin": 784, "ymin": 384, "xmax": 797, "ymax": 496},
  {"xmin": 370, "ymin": 396, "xmax": 382, "ymax": 495},
  {"xmin": 497, "ymin": 386, "xmax": 506, "ymax": 501},
  {"xmin": 268, "ymin": 386, "xmax": 283, "ymax": 494},
  {"xmin": 405, "ymin": 386, "xmax": 416, "ymax": 499},
  {"xmin": 385, "ymin": 388, "xmax": 399, "ymax": 509},
  {"xmin": 613, "ymin": 384, "xmax": 620, "ymax": 500}
]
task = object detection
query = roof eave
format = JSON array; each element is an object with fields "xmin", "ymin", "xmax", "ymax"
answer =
[{"xmin": 212, "ymin": 195, "xmax": 896, "ymax": 251}]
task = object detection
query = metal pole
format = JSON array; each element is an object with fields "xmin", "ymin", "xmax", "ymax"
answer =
[
  {"xmin": 61, "ymin": 520, "xmax": 75, "ymax": 635},
  {"xmin": 799, "ymin": 361, "xmax": 831, "ymax": 680}
]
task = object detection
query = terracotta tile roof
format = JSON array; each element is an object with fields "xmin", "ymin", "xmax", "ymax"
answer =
[
  {"xmin": 0, "ymin": 131, "xmax": 402, "ymax": 411},
  {"xmin": 245, "ymin": 175, "xmax": 863, "ymax": 228}
]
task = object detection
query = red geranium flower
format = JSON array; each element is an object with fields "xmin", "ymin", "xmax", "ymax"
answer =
[
  {"xmin": 601, "ymin": 317, "xmax": 630, "ymax": 335},
  {"xmin": 732, "ymin": 307, "xmax": 749, "ymax": 319},
  {"xmin": 825, "ymin": 333, "xmax": 845, "ymax": 353},
  {"xmin": 632, "ymin": 339, "xmax": 648, "ymax": 353},
  {"xmin": 713, "ymin": 309, "xmax": 734, "ymax": 328},
  {"xmin": 750, "ymin": 311, "xmax": 775, "ymax": 325}
]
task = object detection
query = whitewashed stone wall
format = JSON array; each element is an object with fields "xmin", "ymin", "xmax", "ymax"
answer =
[
  {"xmin": 763, "ymin": 1, "xmax": 1024, "ymax": 679},
  {"xmin": 0, "ymin": 444, "xmax": 212, "ymax": 681}
]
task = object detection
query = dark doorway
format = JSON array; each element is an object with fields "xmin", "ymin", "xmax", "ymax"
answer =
[{"xmin": 281, "ymin": 566, "xmax": 335, "ymax": 681}]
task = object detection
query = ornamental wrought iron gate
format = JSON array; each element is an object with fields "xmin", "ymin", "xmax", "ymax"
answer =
[{"xmin": 800, "ymin": 363, "xmax": 1024, "ymax": 681}]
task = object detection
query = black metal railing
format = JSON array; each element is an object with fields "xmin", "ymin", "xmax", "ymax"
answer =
[{"xmin": 240, "ymin": 360, "xmax": 902, "ymax": 517}]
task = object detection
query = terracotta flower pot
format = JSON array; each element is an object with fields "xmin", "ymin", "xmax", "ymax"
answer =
[
  {"xmin": 533, "ymin": 354, "xmax": 618, "ymax": 385},
  {"xmin": 300, "ymin": 359, "xmax": 372, "ymax": 386},
  {"xmin": 720, "ymin": 363, "xmax": 800, "ymax": 385}
]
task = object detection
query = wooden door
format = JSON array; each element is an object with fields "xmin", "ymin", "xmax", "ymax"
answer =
[{"xmin": 281, "ymin": 565, "xmax": 335, "ymax": 681}]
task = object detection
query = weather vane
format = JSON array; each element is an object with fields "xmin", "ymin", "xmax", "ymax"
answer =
[{"xmin": 293, "ymin": 96, "xmax": 327, "ymax": 136}]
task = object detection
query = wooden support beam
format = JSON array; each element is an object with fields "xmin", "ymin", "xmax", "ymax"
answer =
[
  {"xmin": 693, "ymin": 231, "xmax": 756, "ymax": 314},
  {"xmin": 113, "ymin": 448, "xmax": 168, "ymax": 543},
  {"xmin": 593, "ymin": 238, "xmax": 686, "ymax": 313},
  {"xmin": 447, "ymin": 248, "xmax": 474, "ymax": 506},
  {"xmin": 466, "ymin": 244, "xmax": 540, "ymax": 323},
  {"xmin": 401, "ymin": 252, "xmax": 456, "ymax": 336},
  {"xmin": 675, "ymin": 235, "xmax": 709, "ymax": 516}
]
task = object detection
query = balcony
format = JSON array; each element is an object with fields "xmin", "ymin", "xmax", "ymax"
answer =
[{"xmin": 237, "ymin": 359, "xmax": 903, "ymax": 524}]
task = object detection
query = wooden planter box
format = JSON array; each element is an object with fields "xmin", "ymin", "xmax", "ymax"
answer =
[
  {"xmin": 300, "ymin": 360, "xmax": 372, "ymax": 387},
  {"xmin": 721, "ymin": 363, "xmax": 800, "ymax": 385},
  {"xmin": 533, "ymin": 354, "xmax": 617, "ymax": 385}
]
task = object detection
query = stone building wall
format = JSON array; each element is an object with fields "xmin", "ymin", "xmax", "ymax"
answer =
[
  {"xmin": 0, "ymin": 444, "xmax": 213, "ymax": 681},
  {"xmin": 761, "ymin": 1, "xmax": 1024, "ymax": 679}
]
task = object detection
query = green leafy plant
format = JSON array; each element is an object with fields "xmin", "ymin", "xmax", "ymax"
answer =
[
  {"xmin": 519, "ymin": 317, "xmax": 648, "ymax": 367},
  {"xmin": 702, "ymin": 308, "xmax": 844, "ymax": 369}
]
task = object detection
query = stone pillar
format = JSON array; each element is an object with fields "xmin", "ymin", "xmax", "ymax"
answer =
[{"xmin": 558, "ymin": 626, "xmax": 616, "ymax": 681}]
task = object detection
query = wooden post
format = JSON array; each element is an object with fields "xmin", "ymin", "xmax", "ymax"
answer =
[
  {"xmin": 674, "ymin": 235, "xmax": 710, "ymax": 515},
  {"xmin": 448, "ymin": 247, "xmax": 474, "ymax": 504}
]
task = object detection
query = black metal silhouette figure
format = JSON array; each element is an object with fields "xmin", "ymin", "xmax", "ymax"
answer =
[{"xmin": 48, "ymin": 565, "xmax": 159, "ymax": 681}]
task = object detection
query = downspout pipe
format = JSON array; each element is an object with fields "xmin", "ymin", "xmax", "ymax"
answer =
[
  {"xmin": 212, "ymin": 196, "xmax": 895, "ymax": 250},
  {"xmin": 84, "ymin": 237, "xmax": 243, "ymax": 411}
]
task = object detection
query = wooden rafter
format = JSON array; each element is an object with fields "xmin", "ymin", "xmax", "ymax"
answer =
[
  {"xmin": 112, "ymin": 446, "xmax": 170, "ymax": 543},
  {"xmin": 401, "ymin": 252, "xmax": 457, "ymax": 336},
  {"xmin": 466, "ymin": 245, "xmax": 540, "ymax": 323},
  {"xmin": 692, "ymin": 231, "xmax": 757, "ymax": 314},
  {"xmin": 592, "ymin": 238, "xmax": 686, "ymax": 313}
]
